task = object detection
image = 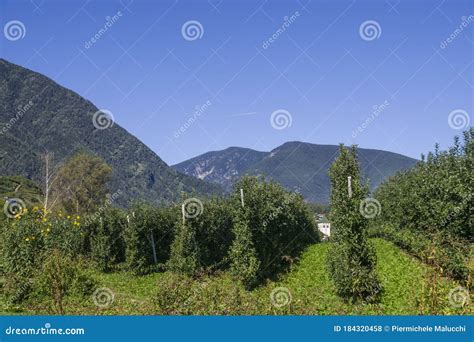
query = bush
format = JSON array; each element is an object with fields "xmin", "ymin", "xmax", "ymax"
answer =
[
  {"xmin": 124, "ymin": 203, "xmax": 177, "ymax": 275},
  {"xmin": 32, "ymin": 250, "xmax": 97, "ymax": 314},
  {"xmin": 1, "ymin": 209, "xmax": 96, "ymax": 311},
  {"xmin": 229, "ymin": 176, "xmax": 319, "ymax": 288},
  {"xmin": 2, "ymin": 208, "xmax": 84, "ymax": 280},
  {"xmin": 83, "ymin": 208, "xmax": 127, "ymax": 272},
  {"xmin": 374, "ymin": 129, "xmax": 473, "ymax": 240},
  {"xmin": 153, "ymin": 273, "xmax": 253, "ymax": 315},
  {"xmin": 372, "ymin": 129, "xmax": 473, "ymax": 283},
  {"xmin": 326, "ymin": 145, "xmax": 382, "ymax": 302},
  {"xmin": 168, "ymin": 198, "xmax": 234, "ymax": 275}
]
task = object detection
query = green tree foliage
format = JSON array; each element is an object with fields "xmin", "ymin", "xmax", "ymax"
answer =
[
  {"xmin": 229, "ymin": 176, "xmax": 319, "ymax": 288},
  {"xmin": 33, "ymin": 250, "xmax": 96, "ymax": 314},
  {"xmin": 373, "ymin": 129, "xmax": 473, "ymax": 282},
  {"xmin": 375, "ymin": 129, "xmax": 473, "ymax": 240},
  {"xmin": 54, "ymin": 152, "xmax": 112, "ymax": 215},
  {"xmin": 326, "ymin": 145, "xmax": 382, "ymax": 302},
  {"xmin": 2, "ymin": 208, "xmax": 94, "ymax": 306},
  {"xmin": 167, "ymin": 222, "xmax": 200, "ymax": 276},
  {"xmin": 124, "ymin": 203, "xmax": 177, "ymax": 275},
  {"xmin": 83, "ymin": 208, "xmax": 127, "ymax": 272},
  {"xmin": 168, "ymin": 198, "xmax": 234, "ymax": 276}
]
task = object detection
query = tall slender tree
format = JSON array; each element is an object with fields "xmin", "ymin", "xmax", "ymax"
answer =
[{"xmin": 326, "ymin": 144, "xmax": 382, "ymax": 302}]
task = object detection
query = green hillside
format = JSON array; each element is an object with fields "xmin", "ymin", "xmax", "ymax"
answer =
[{"xmin": 0, "ymin": 59, "xmax": 222, "ymax": 206}]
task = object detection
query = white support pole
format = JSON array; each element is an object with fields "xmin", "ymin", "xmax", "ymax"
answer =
[
  {"xmin": 240, "ymin": 188, "xmax": 245, "ymax": 208},
  {"xmin": 348, "ymin": 176, "xmax": 352, "ymax": 198},
  {"xmin": 182, "ymin": 204, "xmax": 186, "ymax": 224}
]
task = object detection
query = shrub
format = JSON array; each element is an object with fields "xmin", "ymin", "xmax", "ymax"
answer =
[
  {"xmin": 153, "ymin": 272, "xmax": 253, "ymax": 315},
  {"xmin": 124, "ymin": 203, "xmax": 177, "ymax": 275},
  {"xmin": 326, "ymin": 145, "xmax": 382, "ymax": 302},
  {"xmin": 167, "ymin": 222, "xmax": 200, "ymax": 275},
  {"xmin": 167, "ymin": 198, "xmax": 234, "ymax": 275},
  {"xmin": 83, "ymin": 208, "xmax": 127, "ymax": 272},
  {"xmin": 32, "ymin": 250, "xmax": 96, "ymax": 314},
  {"xmin": 372, "ymin": 129, "xmax": 473, "ymax": 283},
  {"xmin": 229, "ymin": 176, "xmax": 319, "ymax": 288},
  {"xmin": 374, "ymin": 129, "xmax": 473, "ymax": 240},
  {"xmin": 2, "ymin": 208, "xmax": 84, "ymax": 279}
]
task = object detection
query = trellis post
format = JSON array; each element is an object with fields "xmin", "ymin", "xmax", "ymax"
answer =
[
  {"xmin": 181, "ymin": 204, "xmax": 186, "ymax": 224},
  {"xmin": 348, "ymin": 176, "xmax": 352, "ymax": 198}
]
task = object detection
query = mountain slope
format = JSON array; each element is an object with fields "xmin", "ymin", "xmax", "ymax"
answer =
[
  {"xmin": 173, "ymin": 147, "xmax": 268, "ymax": 191},
  {"xmin": 173, "ymin": 142, "xmax": 418, "ymax": 203},
  {"xmin": 0, "ymin": 59, "xmax": 221, "ymax": 206}
]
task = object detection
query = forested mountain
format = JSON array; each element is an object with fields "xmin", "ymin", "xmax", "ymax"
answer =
[
  {"xmin": 0, "ymin": 59, "xmax": 221, "ymax": 206},
  {"xmin": 174, "ymin": 142, "xmax": 417, "ymax": 203}
]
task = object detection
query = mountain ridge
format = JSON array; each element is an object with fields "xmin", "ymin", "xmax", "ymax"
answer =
[
  {"xmin": 173, "ymin": 142, "xmax": 418, "ymax": 203},
  {"xmin": 0, "ymin": 58, "xmax": 222, "ymax": 206}
]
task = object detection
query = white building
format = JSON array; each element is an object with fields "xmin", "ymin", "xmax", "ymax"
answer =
[{"xmin": 316, "ymin": 215, "xmax": 330, "ymax": 238}]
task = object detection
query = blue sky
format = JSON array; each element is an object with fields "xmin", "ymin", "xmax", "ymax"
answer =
[{"xmin": 1, "ymin": 0, "xmax": 473, "ymax": 165}]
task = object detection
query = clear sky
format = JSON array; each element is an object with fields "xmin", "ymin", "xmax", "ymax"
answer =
[{"xmin": 1, "ymin": 0, "xmax": 473, "ymax": 165}]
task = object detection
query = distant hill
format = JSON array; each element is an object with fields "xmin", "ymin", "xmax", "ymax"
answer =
[
  {"xmin": 173, "ymin": 142, "xmax": 418, "ymax": 203},
  {"xmin": 0, "ymin": 59, "xmax": 222, "ymax": 206}
]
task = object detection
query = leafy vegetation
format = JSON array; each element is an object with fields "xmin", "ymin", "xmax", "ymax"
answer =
[
  {"xmin": 326, "ymin": 145, "xmax": 382, "ymax": 302},
  {"xmin": 373, "ymin": 129, "xmax": 473, "ymax": 285},
  {"xmin": 1, "ymin": 239, "xmax": 469, "ymax": 315},
  {"xmin": 229, "ymin": 177, "xmax": 319, "ymax": 288},
  {"xmin": 53, "ymin": 152, "xmax": 113, "ymax": 214},
  {"xmin": 1, "ymin": 175, "xmax": 320, "ymax": 310}
]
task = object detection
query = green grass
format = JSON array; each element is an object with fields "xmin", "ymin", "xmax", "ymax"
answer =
[{"xmin": 1, "ymin": 239, "xmax": 470, "ymax": 315}]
